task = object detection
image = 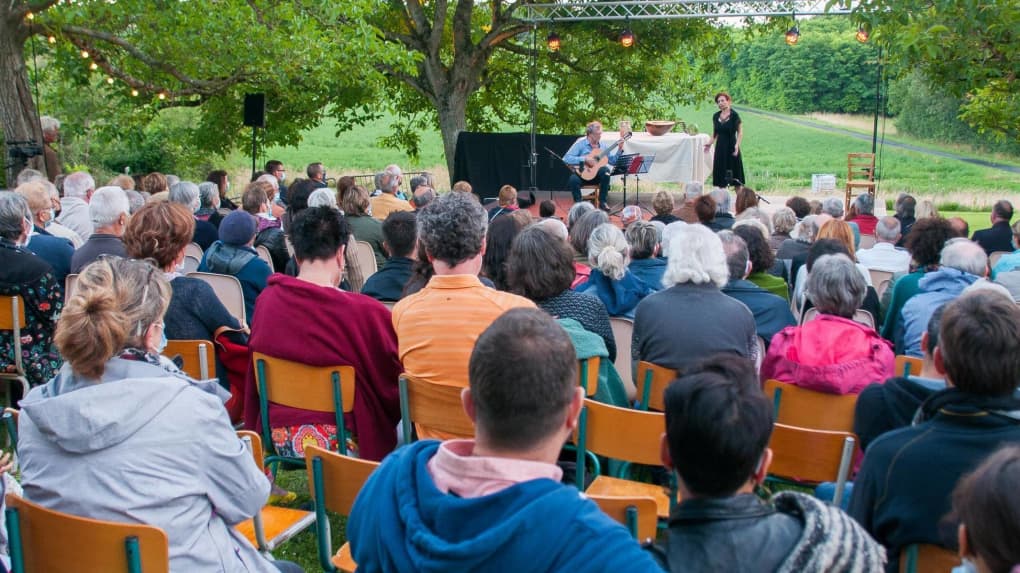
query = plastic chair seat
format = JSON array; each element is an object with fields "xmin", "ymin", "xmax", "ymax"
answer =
[
  {"xmin": 332, "ymin": 542, "xmax": 357, "ymax": 572},
  {"xmin": 235, "ymin": 506, "xmax": 315, "ymax": 552},
  {"xmin": 586, "ymin": 475, "xmax": 671, "ymax": 519}
]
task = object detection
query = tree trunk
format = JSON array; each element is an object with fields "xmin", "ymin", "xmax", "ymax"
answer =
[
  {"xmin": 0, "ymin": 15, "xmax": 42, "ymax": 186},
  {"xmin": 436, "ymin": 88, "xmax": 468, "ymax": 186}
]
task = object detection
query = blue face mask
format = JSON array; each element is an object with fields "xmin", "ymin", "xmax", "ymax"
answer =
[{"xmin": 153, "ymin": 324, "xmax": 168, "ymax": 354}]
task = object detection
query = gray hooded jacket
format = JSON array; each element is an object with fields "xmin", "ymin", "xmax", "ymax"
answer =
[{"xmin": 18, "ymin": 357, "xmax": 276, "ymax": 572}]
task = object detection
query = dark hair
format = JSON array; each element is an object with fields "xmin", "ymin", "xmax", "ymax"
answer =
[
  {"xmin": 952, "ymin": 445, "xmax": 1020, "ymax": 573},
  {"xmin": 336, "ymin": 176, "xmax": 356, "ymax": 203},
  {"xmin": 568, "ymin": 210, "xmax": 609, "ymax": 255},
  {"xmin": 896, "ymin": 195, "xmax": 916, "ymax": 219},
  {"xmin": 241, "ymin": 182, "xmax": 271, "ymax": 214},
  {"xmin": 993, "ymin": 200, "xmax": 1014, "ymax": 222},
  {"xmin": 694, "ymin": 195, "xmax": 716, "ymax": 224},
  {"xmin": 732, "ymin": 224, "xmax": 774, "ymax": 274},
  {"xmin": 402, "ymin": 240, "xmax": 433, "ymax": 297},
  {"xmin": 264, "ymin": 160, "xmax": 283, "ymax": 173},
  {"xmin": 482, "ymin": 216, "xmax": 522, "ymax": 290},
  {"xmin": 786, "ymin": 196, "xmax": 810, "ymax": 219},
  {"xmin": 290, "ymin": 206, "xmax": 350, "ymax": 262},
  {"xmin": 382, "ymin": 211, "xmax": 417, "ymax": 259},
  {"xmin": 539, "ymin": 200, "xmax": 557, "ymax": 219},
  {"xmin": 507, "ymin": 225, "xmax": 575, "ymax": 301},
  {"xmin": 805, "ymin": 239, "xmax": 850, "ymax": 273},
  {"xmin": 939, "ymin": 291, "xmax": 1020, "ymax": 396},
  {"xmin": 306, "ymin": 162, "xmax": 325, "ymax": 180},
  {"xmin": 734, "ymin": 186, "xmax": 758, "ymax": 215},
  {"xmin": 285, "ymin": 179, "xmax": 316, "ymax": 216},
  {"xmin": 714, "ymin": 91, "xmax": 731, "ymax": 103},
  {"xmin": 469, "ymin": 308, "xmax": 577, "ymax": 450},
  {"xmin": 206, "ymin": 170, "xmax": 228, "ymax": 195},
  {"xmin": 664, "ymin": 354, "xmax": 773, "ymax": 497},
  {"xmin": 925, "ymin": 305, "xmax": 945, "ymax": 356},
  {"xmin": 904, "ymin": 217, "xmax": 956, "ymax": 267}
]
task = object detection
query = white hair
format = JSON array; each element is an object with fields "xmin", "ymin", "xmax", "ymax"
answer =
[
  {"xmin": 587, "ymin": 223, "xmax": 630, "ymax": 280},
  {"xmin": 663, "ymin": 224, "xmax": 729, "ymax": 288},
  {"xmin": 875, "ymin": 216, "xmax": 901, "ymax": 242},
  {"xmin": 536, "ymin": 217, "xmax": 568, "ymax": 241},
  {"xmin": 733, "ymin": 216, "xmax": 771, "ymax": 239},
  {"xmin": 39, "ymin": 116, "xmax": 60, "ymax": 134},
  {"xmin": 15, "ymin": 168, "xmax": 44, "ymax": 186},
  {"xmin": 89, "ymin": 186, "xmax": 130, "ymax": 227},
  {"xmin": 567, "ymin": 201, "xmax": 595, "ymax": 229},
  {"xmin": 197, "ymin": 181, "xmax": 219, "ymax": 208},
  {"xmin": 169, "ymin": 181, "xmax": 200, "ymax": 212},
  {"xmin": 940, "ymin": 239, "xmax": 988, "ymax": 276},
  {"xmin": 792, "ymin": 215, "xmax": 819, "ymax": 243},
  {"xmin": 165, "ymin": 174, "xmax": 181, "ymax": 188},
  {"xmin": 125, "ymin": 190, "xmax": 145, "ymax": 214},
  {"xmin": 308, "ymin": 188, "xmax": 337, "ymax": 209},
  {"xmin": 659, "ymin": 220, "xmax": 687, "ymax": 257},
  {"xmin": 685, "ymin": 181, "xmax": 704, "ymax": 199},
  {"xmin": 710, "ymin": 188, "xmax": 731, "ymax": 214},
  {"xmin": 821, "ymin": 197, "xmax": 845, "ymax": 218},
  {"xmin": 256, "ymin": 174, "xmax": 278, "ymax": 189},
  {"xmin": 63, "ymin": 171, "xmax": 95, "ymax": 200}
]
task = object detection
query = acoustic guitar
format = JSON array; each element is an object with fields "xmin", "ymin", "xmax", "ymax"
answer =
[{"xmin": 575, "ymin": 132, "xmax": 633, "ymax": 180}]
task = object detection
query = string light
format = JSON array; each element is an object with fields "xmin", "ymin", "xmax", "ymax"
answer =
[
  {"xmin": 785, "ymin": 24, "xmax": 800, "ymax": 45},
  {"xmin": 546, "ymin": 31, "xmax": 561, "ymax": 51},
  {"xmin": 158, "ymin": 92, "xmax": 167, "ymax": 100},
  {"xmin": 130, "ymin": 89, "xmax": 139, "ymax": 97},
  {"xmin": 80, "ymin": 50, "xmax": 89, "ymax": 58},
  {"xmin": 25, "ymin": 11, "xmax": 34, "ymax": 20},
  {"xmin": 106, "ymin": 77, "xmax": 114, "ymax": 84},
  {"xmin": 48, "ymin": 36, "xmax": 56, "ymax": 44},
  {"xmin": 89, "ymin": 62, "xmax": 98, "ymax": 70},
  {"xmin": 856, "ymin": 26, "xmax": 869, "ymax": 43}
]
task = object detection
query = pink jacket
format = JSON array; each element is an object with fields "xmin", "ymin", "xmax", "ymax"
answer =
[{"xmin": 761, "ymin": 314, "xmax": 894, "ymax": 395}]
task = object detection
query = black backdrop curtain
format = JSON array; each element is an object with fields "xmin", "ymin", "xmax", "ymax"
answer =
[{"xmin": 453, "ymin": 132, "xmax": 579, "ymax": 198}]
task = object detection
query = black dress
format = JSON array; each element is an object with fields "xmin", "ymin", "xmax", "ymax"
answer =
[{"xmin": 712, "ymin": 110, "xmax": 745, "ymax": 188}]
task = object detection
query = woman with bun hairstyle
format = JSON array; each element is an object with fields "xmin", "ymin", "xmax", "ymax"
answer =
[
  {"xmin": 576, "ymin": 223, "xmax": 655, "ymax": 318},
  {"xmin": 16, "ymin": 256, "xmax": 302, "ymax": 572}
]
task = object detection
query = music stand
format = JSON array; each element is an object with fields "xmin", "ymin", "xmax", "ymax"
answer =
[
  {"xmin": 631, "ymin": 153, "xmax": 655, "ymax": 213},
  {"xmin": 608, "ymin": 153, "xmax": 639, "ymax": 215}
]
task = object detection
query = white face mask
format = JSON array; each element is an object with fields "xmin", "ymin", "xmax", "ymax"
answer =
[
  {"xmin": 44, "ymin": 209, "xmax": 55, "ymax": 227},
  {"xmin": 21, "ymin": 218, "xmax": 34, "ymax": 247}
]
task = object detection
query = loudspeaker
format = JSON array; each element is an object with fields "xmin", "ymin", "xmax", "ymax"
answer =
[{"xmin": 243, "ymin": 93, "xmax": 266, "ymax": 128}]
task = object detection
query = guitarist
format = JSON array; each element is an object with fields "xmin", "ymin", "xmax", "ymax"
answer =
[{"xmin": 563, "ymin": 121, "xmax": 624, "ymax": 209}]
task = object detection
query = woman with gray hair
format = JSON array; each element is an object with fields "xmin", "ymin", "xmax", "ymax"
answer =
[
  {"xmin": 626, "ymin": 221, "xmax": 667, "ymax": 290},
  {"xmin": 761, "ymin": 253, "xmax": 894, "ymax": 394},
  {"xmin": 769, "ymin": 206, "xmax": 797, "ymax": 252},
  {"xmin": 847, "ymin": 192, "xmax": 878, "ymax": 236},
  {"xmin": 576, "ymin": 223, "xmax": 654, "ymax": 318},
  {"xmin": 568, "ymin": 209, "xmax": 608, "ymax": 288},
  {"xmin": 196, "ymin": 181, "xmax": 223, "ymax": 227}
]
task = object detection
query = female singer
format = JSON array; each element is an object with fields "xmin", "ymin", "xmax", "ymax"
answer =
[{"xmin": 704, "ymin": 92, "xmax": 746, "ymax": 189}]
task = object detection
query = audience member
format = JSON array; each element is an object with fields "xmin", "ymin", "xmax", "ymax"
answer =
[
  {"xmin": 899, "ymin": 239, "xmax": 987, "ymax": 357},
  {"xmin": 568, "ymin": 209, "xmax": 609, "ymax": 288},
  {"xmin": 410, "ymin": 185, "xmax": 436, "ymax": 210},
  {"xmin": 694, "ymin": 194, "xmax": 716, "ymax": 226},
  {"xmin": 198, "ymin": 211, "xmax": 272, "ymax": 321},
  {"xmin": 141, "ymin": 171, "xmax": 169, "ymax": 201},
  {"xmin": 307, "ymin": 188, "xmax": 338, "ymax": 210},
  {"xmin": 488, "ymin": 185, "xmax": 519, "ymax": 221},
  {"xmin": 341, "ymin": 184, "xmax": 387, "ymax": 269},
  {"xmin": 796, "ymin": 239, "xmax": 882, "ymax": 325},
  {"xmin": 451, "ymin": 180, "xmax": 473, "ymax": 194},
  {"xmin": 577, "ymin": 223, "xmax": 655, "ymax": 318},
  {"xmin": 733, "ymin": 224, "xmax": 788, "ymax": 301},
  {"xmin": 0, "ymin": 192, "xmax": 62, "ymax": 387},
  {"xmin": 481, "ymin": 215, "xmax": 525, "ymax": 291},
  {"xmin": 15, "ymin": 167, "xmax": 44, "ymax": 186},
  {"xmin": 626, "ymin": 221, "xmax": 667, "ymax": 291},
  {"xmin": 196, "ymin": 181, "xmax": 224, "ymax": 228},
  {"xmin": 894, "ymin": 194, "xmax": 917, "ymax": 247},
  {"xmin": 264, "ymin": 160, "xmax": 288, "ymax": 203},
  {"xmin": 857, "ymin": 217, "xmax": 911, "ymax": 274},
  {"xmin": 15, "ymin": 182, "xmax": 73, "ymax": 284},
  {"xmin": 658, "ymin": 354, "xmax": 886, "ymax": 572},
  {"xmin": 672, "ymin": 182, "xmax": 703, "ymax": 223},
  {"xmin": 243, "ymin": 206, "xmax": 401, "ymax": 461},
  {"xmin": 362, "ymin": 211, "xmax": 416, "ymax": 302},
  {"xmin": 769, "ymin": 207, "xmax": 797, "ymax": 253},
  {"xmin": 718, "ymin": 231, "xmax": 795, "ymax": 348},
  {"xmin": 370, "ymin": 170, "xmax": 413, "ymax": 221},
  {"xmin": 651, "ymin": 190, "xmax": 678, "ymax": 225},
  {"xmin": 733, "ymin": 185, "xmax": 758, "ymax": 216},
  {"xmin": 735, "ymin": 207, "xmax": 773, "ymax": 236},
  {"xmin": 125, "ymin": 189, "xmax": 145, "ymax": 214},
  {"xmin": 348, "ymin": 308, "xmax": 662, "ymax": 571},
  {"xmin": 776, "ymin": 215, "xmax": 819, "ymax": 283},
  {"xmin": 951, "ymin": 445, "xmax": 1020, "ymax": 573},
  {"xmin": 242, "ymin": 182, "xmax": 289, "ymax": 272},
  {"xmin": 70, "ymin": 186, "xmax": 130, "ymax": 274},
  {"xmin": 808, "ymin": 199, "xmax": 823, "ymax": 215},
  {"xmin": 17, "ymin": 180, "xmax": 79, "ymax": 248},
  {"xmin": 207, "ymin": 169, "xmax": 237, "ymax": 210},
  {"xmin": 38, "ymin": 179, "xmax": 82, "ymax": 247},
  {"xmin": 634, "ymin": 224, "xmax": 757, "ymax": 372},
  {"xmin": 17, "ymin": 257, "xmax": 300, "ymax": 573},
  {"xmin": 566, "ymin": 201, "xmax": 594, "ymax": 230},
  {"xmin": 620, "ymin": 205, "xmax": 643, "ymax": 228},
  {"xmin": 791, "ymin": 219, "xmax": 870, "ymax": 306},
  {"xmin": 169, "ymin": 181, "xmax": 218, "ymax": 251},
  {"xmin": 989, "ymin": 219, "xmax": 1020, "ymax": 279},
  {"xmin": 306, "ymin": 162, "xmax": 327, "ymax": 189},
  {"xmin": 706, "ymin": 188, "xmax": 734, "ymax": 231},
  {"xmin": 279, "ymin": 178, "xmax": 316, "ymax": 234},
  {"xmin": 847, "ymin": 192, "xmax": 879, "ymax": 236},
  {"xmin": 58, "ymin": 171, "xmax": 95, "ymax": 242},
  {"xmin": 947, "ymin": 216, "xmax": 969, "ymax": 239},
  {"xmin": 786, "ymin": 196, "xmax": 811, "ymax": 219},
  {"xmin": 915, "ymin": 199, "xmax": 939, "ymax": 220},
  {"xmin": 539, "ymin": 200, "xmax": 558, "ymax": 219},
  {"xmin": 849, "ymin": 291, "xmax": 1020, "ymax": 570}
]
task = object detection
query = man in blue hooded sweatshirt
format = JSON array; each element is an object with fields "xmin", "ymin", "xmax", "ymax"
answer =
[{"xmin": 347, "ymin": 307, "xmax": 664, "ymax": 572}]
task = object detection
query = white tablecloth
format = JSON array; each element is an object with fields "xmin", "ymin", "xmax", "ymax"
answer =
[{"xmin": 602, "ymin": 131, "xmax": 711, "ymax": 184}]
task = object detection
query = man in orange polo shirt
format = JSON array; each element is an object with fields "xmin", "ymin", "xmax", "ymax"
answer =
[{"xmin": 392, "ymin": 191, "xmax": 534, "ymax": 392}]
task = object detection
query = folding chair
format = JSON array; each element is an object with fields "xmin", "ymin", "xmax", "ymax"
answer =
[
  {"xmin": 255, "ymin": 245, "xmax": 275, "ymax": 272},
  {"xmin": 895, "ymin": 355, "xmax": 923, "ymax": 378},
  {"xmin": 578, "ymin": 356, "xmax": 600, "ymax": 397},
  {"xmin": 305, "ymin": 445, "xmax": 380, "ymax": 573},
  {"xmin": 766, "ymin": 423, "xmax": 856, "ymax": 507},
  {"xmin": 5, "ymin": 493, "xmax": 170, "ymax": 573},
  {"xmin": 398, "ymin": 374, "xmax": 474, "ymax": 444},
  {"xmin": 763, "ymin": 379, "xmax": 858, "ymax": 433},
  {"xmin": 181, "ymin": 255, "xmax": 200, "ymax": 275},
  {"xmin": 0, "ymin": 295, "xmax": 31, "ymax": 401},
  {"xmin": 609, "ymin": 317, "xmax": 636, "ymax": 399},
  {"xmin": 162, "ymin": 340, "xmax": 213, "ymax": 380},
  {"xmin": 187, "ymin": 272, "xmax": 247, "ymax": 328},
  {"xmin": 575, "ymin": 399, "xmax": 676, "ymax": 520},
  {"xmin": 868, "ymin": 269, "xmax": 893, "ymax": 292},
  {"xmin": 800, "ymin": 307, "xmax": 875, "ymax": 330},
  {"xmin": 184, "ymin": 242, "xmax": 204, "ymax": 261},
  {"xmin": 858, "ymin": 235, "xmax": 877, "ymax": 250},
  {"xmin": 234, "ymin": 432, "xmax": 315, "ymax": 555},
  {"xmin": 988, "ymin": 251, "xmax": 1010, "ymax": 269},
  {"xmin": 588, "ymin": 494, "xmax": 658, "ymax": 542},
  {"xmin": 899, "ymin": 543, "xmax": 959, "ymax": 573},
  {"xmin": 635, "ymin": 361, "xmax": 676, "ymax": 411},
  {"xmin": 252, "ymin": 353, "xmax": 356, "ymax": 470}
]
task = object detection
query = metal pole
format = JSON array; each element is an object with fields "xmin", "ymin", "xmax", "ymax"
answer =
[
  {"xmin": 871, "ymin": 46, "xmax": 881, "ymax": 155},
  {"xmin": 529, "ymin": 23, "xmax": 539, "ymax": 191},
  {"xmin": 251, "ymin": 127, "xmax": 257, "ymax": 181}
]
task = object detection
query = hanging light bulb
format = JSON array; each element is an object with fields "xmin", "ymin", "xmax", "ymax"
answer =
[
  {"xmin": 158, "ymin": 92, "xmax": 167, "ymax": 100},
  {"xmin": 620, "ymin": 29, "xmax": 635, "ymax": 48},
  {"xmin": 89, "ymin": 62, "xmax": 98, "ymax": 70},
  {"xmin": 785, "ymin": 24, "xmax": 800, "ymax": 46},
  {"xmin": 856, "ymin": 26, "xmax": 869, "ymax": 43},
  {"xmin": 47, "ymin": 36, "xmax": 56, "ymax": 44},
  {"xmin": 106, "ymin": 77, "xmax": 114, "ymax": 84},
  {"xmin": 130, "ymin": 89, "xmax": 139, "ymax": 97},
  {"xmin": 80, "ymin": 49, "xmax": 89, "ymax": 58},
  {"xmin": 546, "ymin": 30, "xmax": 561, "ymax": 52},
  {"xmin": 25, "ymin": 11, "xmax": 34, "ymax": 20}
]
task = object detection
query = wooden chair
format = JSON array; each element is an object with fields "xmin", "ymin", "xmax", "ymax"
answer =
[
  {"xmin": 5, "ymin": 493, "xmax": 170, "ymax": 573},
  {"xmin": 399, "ymin": 374, "xmax": 475, "ymax": 443},
  {"xmin": 868, "ymin": 269, "xmax": 894, "ymax": 292},
  {"xmin": 766, "ymin": 423, "xmax": 856, "ymax": 507},
  {"xmin": 162, "ymin": 340, "xmax": 213, "ymax": 380},
  {"xmin": 252, "ymin": 353, "xmax": 357, "ymax": 469},
  {"xmin": 635, "ymin": 361, "xmax": 676, "ymax": 412},
  {"xmin": 0, "ymin": 295, "xmax": 31, "ymax": 401},
  {"xmin": 578, "ymin": 356, "xmax": 600, "ymax": 397},
  {"xmin": 763, "ymin": 379, "xmax": 858, "ymax": 433},
  {"xmin": 575, "ymin": 399, "xmax": 675, "ymax": 519},
  {"xmin": 235, "ymin": 431, "xmax": 315, "ymax": 554},
  {"xmin": 989, "ymin": 251, "xmax": 1010, "ymax": 268},
  {"xmin": 800, "ymin": 307, "xmax": 876, "ymax": 330},
  {"xmin": 255, "ymin": 245, "xmax": 274, "ymax": 272},
  {"xmin": 305, "ymin": 445, "xmax": 380, "ymax": 573},
  {"xmin": 184, "ymin": 242, "xmax": 204, "ymax": 261},
  {"xmin": 65, "ymin": 273, "xmax": 79, "ymax": 299},
  {"xmin": 844, "ymin": 153, "xmax": 876, "ymax": 210},
  {"xmin": 588, "ymin": 494, "xmax": 658, "ymax": 542},
  {"xmin": 899, "ymin": 543, "xmax": 959, "ymax": 573},
  {"xmin": 609, "ymin": 317, "xmax": 636, "ymax": 399},
  {"xmin": 187, "ymin": 271, "xmax": 247, "ymax": 328},
  {"xmin": 580, "ymin": 183, "xmax": 600, "ymax": 209},
  {"xmin": 895, "ymin": 355, "xmax": 924, "ymax": 378}
]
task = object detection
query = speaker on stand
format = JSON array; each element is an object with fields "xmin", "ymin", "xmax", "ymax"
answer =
[{"xmin": 243, "ymin": 94, "xmax": 266, "ymax": 180}]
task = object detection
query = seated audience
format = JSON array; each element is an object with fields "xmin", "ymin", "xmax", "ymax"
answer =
[
  {"xmin": 706, "ymin": 188, "xmax": 735, "ymax": 231},
  {"xmin": 361, "ymin": 211, "xmax": 416, "ymax": 302},
  {"xmin": 847, "ymin": 192, "xmax": 879, "ymax": 236},
  {"xmin": 626, "ymin": 221, "xmax": 667, "ymax": 290},
  {"xmin": 634, "ymin": 224, "xmax": 757, "ymax": 372},
  {"xmin": 577, "ymin": 224, "xmax": 655, "ymax": 318},
  {"xmin": 734, "ymin": 185, "xmax": 758, "ymax": 216},
  {"xmin": 198, "ymin": 211, "xmax": 272, "ymax": 322},
  {"xmin": 718, "ymin": 231, "xmax": 795, "ymax": 348},
  {"xmin": 539, "ymin": 199, "xmax": 558, "ymax": 220},
  {"xmin": 894, "ymin": 194, "xmax": 917, "ymax": 247},
  {"xmin": 140, "ymin": 171, "xmax": 169, "ymax": 202},
  {"xmin": 242, "ymin": 182, "xmax": 290, "ymax": 272},
  {"xmin": 123, "ymin": 202, "xmax": 241, "ymax": 341},
  {"xmin": 125, "ymin": 189, "xmax": 145, "ymax": 214},
  {"xmin": 370, "ymin": 171, "xmax": 413, "ymax": 221},
  {"xmin": 776, "ymin": 214, "xmax": 819, "ymax": 283},
  {"xmin": 568, "ymin": 209, "xmax": 609, "ymax": 288},
  {"xmin": 342, "ymin": 185, "xmax": 387, "ymax": 269},
  {"xmin": 17, "ymin": 256, "xmax": 302, "ymax": 573},
  {"xmin": 786, "ymin": 195, "xmax": 811, "ymax": 219},
  {"xmin": 952, "ymin": 445, "xmax": 1020, "ymax": 573},
  {"xmin": 694, "ymin": 194, "xmax": 716, "ymax": 226},
  {"xmin": 971, "ymin": 200, "xmax": 1011, "ymax": 253},
  {"xmin": 0, "ymin": 192, "xmax": 62, "ymax": 387},
  {"xmin": 482, "ymin": 215, "xmax": 525, "ymax": 291},
  {"xmin": 488, "ymin": 184, "xmax": 519, "ymax": 221},
  {"xmin": 242, "ymin": 206, "xmax": 401, "ymax": 461},
  {"xmin": 39, "ymin": 179, "xmax": 83, "ymax": 247},
  {"xmin": 849, "ymin": 291, "xmax": 1020, "ymax": 570},
  {"xmin": 798, "ymin": 239, "xmax": 882, "ymax": 325},
  {"xmin": 278, "ymin": 178, "xmax": 316, "ymax": 233},
  {"xmin": 916, "ymin": 199, "xmax": 939, "ymax": 220},
  {"xmin": 733, "ymin": 224, "xmax": 788, "ymax": 301},
  {"xmin": 672, "ymin": 182, "xmax": 702, "ymax": 223},
  {"xmin": 989, "ymin": 219, "xmax": 1020, "ymax": 278},
  {"xmin": 566, "ymin": 201, "xmax": 594, "ymax": 230},
  {"xmin": 57, "ymin": 171, "xmax": 95, "ymax": 242},
  {"xmin": 307, "ymin": 188, "xmax": 338, "ymax": 209},
  {"xmin": 856, "ymin": 216, "xmax": 911, "ymax": 274},
  {"xmin": 70, "ymin": 186, "xmax": 130, "ymax": 274},
  {"xmin": 169, "ymin": 181, "xmax": 218, "ymax": 251},
  {"xmin": 18, "ymin": 179, "xmax": 81, "ymax": 248},
  {"xmin": 651, "ymin": 190, "xmax": 679, "ymax": 225},
  {"xmin": 507, "ymin": 225, "xmax": 616, "ymax": 362},
  {"xmin": 761, "ymin": 254, "xmax": 894, "ymax": 394},
  {"xmin": 16, "ymin": 182, "xmax": 73, "ymax": 284},
  {"xmin": 821, "ymin": 197, "xmax": 860, "ymax": 247},
  {"xmin": 348, "ymin": 308, "xmax": 662, "ymax": 571},
  {"xmin": 196, "ymin": 181, "xmax": 224, "ymax": 228},
  {"xmin": 769, "ymin": 207, "xmax": 797, "ymax": 253},
  {"xmin": 658, "ymin": 354, "xmax": 886, "ymax": 572},
  {"xmin": 735, "ymin": 207, "xmax": 773, "ymax": 235},
  {"xmin": 792, "ymin": 219, "xmax": 870, "ymax": 306},
  {"xmin": 947, "ymin": 216, "xmax": 969, "ymax": 239},
  {"xmin": 899, "ymin": 239, "xmax": 987, "ymax": 357},
  {"xmin": 207, "ymin": 169, "xmax": 237, "ymax": 210}
]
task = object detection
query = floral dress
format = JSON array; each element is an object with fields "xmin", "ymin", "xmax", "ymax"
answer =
[{"xmin": 0, "ymin": 240, "xmax": 63, "ymax": 387}]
